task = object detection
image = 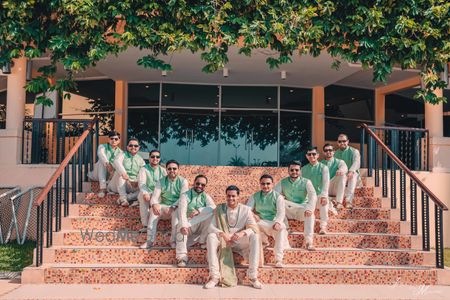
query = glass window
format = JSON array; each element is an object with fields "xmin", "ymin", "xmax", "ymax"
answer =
[
  {"xmin": 222, "ymin": 86, "xmax": 277, "ymax": 109},
  {"xmin": 128, "ymin": 108, "xmax": 159, "ymax": 152},
  {"xmin": 445, "ymin": 89, "xmax": 450, "ymax": 137},
  {"xmin": 325, "ymin": 118, "xmax": 372, "ymax": 143},
  {"xmin": 0, "ymin": 78, "xmax": 6, "ymax": 129},
  {"xmin": 385, "ymin": 88, "xmax": 424, "ymax": 128},
  {"xmin": 161, "ymin": 84, "xmax": 219, "ymax": 107},
  {"xmin": 444, "ymin": 116, "xmax": 450, "ymax": 137},
  {"xmin": 325, "ymin": 85, "xmax": 374, "ymax": 121},
  {"xmin": 280, "ymin": 111, "xmax": 311, "ymax": 166},
  {"xmin": 128, "ymin": 83, "xmax": 160, "ymax": 106},
  {"xmin": 280, "ymin": 87, "xmax": 312, "ymax": 111}
]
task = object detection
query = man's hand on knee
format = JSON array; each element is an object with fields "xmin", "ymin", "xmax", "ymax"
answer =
[
  {"xmin": 151, "ymin": 204, "xmax": 161, "ymax": 216},
  {"xmin": 273, "ymin": 222, "xmax": 281, "ymax": 231},
  {"xmin": 143, "ymin": 194, "xmax": 151, "ymax": 202},
  {"xmin": 180, "ymin": 227, "xmax": 189, "ymax": 235},
  {"xmin": 304, "ymin": 210, "xmax": 312, "ymax": 218},
  {"xmin": 320, "ymin": 197, "xmax": 328, "ymax": 206}
]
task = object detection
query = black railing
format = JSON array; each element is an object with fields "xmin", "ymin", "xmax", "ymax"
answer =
[
  {"xmin": 360, "ymin": 123, "xmax": 448, "ymax": 269},
  {"xmin": 22, "ymin": 118, "xmax": 99, "ymax": 164},
  {"xmin": 34, "ymin": 118, "xmax": 98, "ymax": 266}
]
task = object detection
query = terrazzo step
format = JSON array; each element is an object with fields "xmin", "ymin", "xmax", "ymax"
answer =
[
  {"xmin": 73, "ymin": 203, "xmax": 392, "ymax": 220},
  {"xmin": 58, "ymin": 230, "xmax": 419, "ymax": 249},
  {"xmin": 65, "ymin": 216, "xmax": 406, "ymax": 234},
  {"xmin": 49, "ymin": 246, "xmax": 435, "ymax": 266},
  {"xmin": 22, "ymin": 263, "xmax": 439, "ymax": 285}
]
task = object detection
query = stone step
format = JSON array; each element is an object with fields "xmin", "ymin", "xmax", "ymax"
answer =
[
  {"xmin": 49, "ymin": 246, "xmax": 434, "ymax": 266},
  {"xmin": 65, "ymin": 216, "xmax": 406, "ymax": 234},
  {"xmin": 22, "ymin": 263, "xmax": 439, "ymax": 285},
  {"xmin": 80, "ymin": 192, "xmax": 381, "ymax": 208},
  {"xmin": 58, "ymin": 230, "xmax": 418, "ymax": 249},
  {"xmin": 73, "ymin": 203, "xmax": 392, "ymax": 220}
]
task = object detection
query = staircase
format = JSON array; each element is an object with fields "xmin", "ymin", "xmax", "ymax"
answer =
[{"xmin": 22, "ymin": 166, "xmax": 449, "ymax": 285}]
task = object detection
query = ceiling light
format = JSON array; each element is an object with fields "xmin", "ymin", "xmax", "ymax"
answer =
[
  {"xmin": 289, "ymin": 89, "xmax": 294, "ymax": 93},
  {"xmin": 145, "ymin": 85, "xmax": 149, "ymax": 89},
  {"xmin": 281, "ymin": 70, "xmax": 286, "ymax": 80},
  {"xmin": 326, "ymin": 103, "xmax": 331, "ymax": 107},
  {"xmin": 223, "ymin": 68, "xmax": 229, "ymax": 78}
]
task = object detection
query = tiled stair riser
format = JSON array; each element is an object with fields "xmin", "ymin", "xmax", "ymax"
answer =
[
  {"xmin": 43, "ymin": 267, "xmax": 437, "ymax": 285},
  {"xmin": 53, "ymin": 248, "xmax": 427, "ymax": 266},
  {"xmin": 62, "ymin": 231, "xmax": 413, "ymax": 249}
]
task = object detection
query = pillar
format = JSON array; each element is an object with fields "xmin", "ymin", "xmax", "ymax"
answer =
[
  {"xmin": 5, "ymin": 57, "xmax": 27, "ymax": 131},
  {"xmin": 375, "ymin": 89, "xmax": 385, "ymax": 126},
  {"xmin": 312, "ymin": 86, "xmax": 325, "ymax": 150},
  {"xmin": 114, "ymin": 80, "xmax": 127, "ymax": 147},
  {"xmin": 425, "ymin": 89, "xmax": 443, "ymax": 138}
]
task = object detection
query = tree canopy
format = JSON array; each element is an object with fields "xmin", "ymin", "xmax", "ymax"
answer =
[{"xmin": 0, "ymin": 0, "xmax": 448, "ymax": 105}]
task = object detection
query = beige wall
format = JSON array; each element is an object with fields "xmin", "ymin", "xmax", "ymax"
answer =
[{"xmin": 0, "ymin": 164, "xmax": 58, "ymax": 188}]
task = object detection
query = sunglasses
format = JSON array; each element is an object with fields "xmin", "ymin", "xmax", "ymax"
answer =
[
  {"xmin": 150, "ymin": 155, "xmax": 160, "ymax": 159},
  {"xmin": 260, "ymin": 182, "xmax": 271, "ymax": 186},
  {"xmin": 323, "ymin": 149, "xmax": 334, "ymax": 152},
  {"xmin": 128, "ymin": 144, "xmax": 139, "ymax": 148},
  {"xmin": 337, "ymin": 140, "xmax": 348, "ymax": 143},
  {"xmin": 195, "ymin": 182, "xmax": 206, "ymax": 187},
  {"xmin": 289, "ymin": 168, "xmax": 300, "ymax": 172},
  {"xmin": 109, "ymin": 137, "xmax": 119, "ymax": 141},
  {"xmin": 306, "ymin": 153, "xmax": 317, "ymax": 156},
  {"xmin": 167, "ymin": 167, "xmax": 178, "ymax": 171}
]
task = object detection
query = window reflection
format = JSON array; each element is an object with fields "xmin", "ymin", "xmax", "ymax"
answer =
[
  {"xmin": 280, "ymin": 87, "xmax": 312, "ymax": 111},
  {"xmin": 280, "ymin": 112, "xmax": 311, "ymax": 166},
  {"xmin": 162, "ymin": 84, "xmax": 219, "ymax": 108},
  {"xmin": 128, "ymin": 108, "xmax": 159, "ymax": 151},
  {"xmin": 222, "ymin": 86, "xmax": 277, "ymax": 108},
  {"xmin": 128, "ymin": 83, "xmax": 160, "ymax": 106},
  {"xmin": 386, "ymin": 88, "xmax": 424, "ymax": 128}
]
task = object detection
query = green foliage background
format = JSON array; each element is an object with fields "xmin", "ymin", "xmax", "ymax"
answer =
[{"xmin": 0, "ymin": 0, "xmax": 448, "ymax": 105}]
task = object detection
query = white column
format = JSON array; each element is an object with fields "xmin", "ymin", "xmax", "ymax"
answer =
[
  {"xmin": 424, "ymin": 89, "xmax": 444, "ymax": 138},
  {"xmin": 5, "ymin": 57, "xmax": 27, "ymax": 131}
]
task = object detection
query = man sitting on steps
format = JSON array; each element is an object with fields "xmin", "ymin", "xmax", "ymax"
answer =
[
  {"xmin": 88, "ymin": 130, "xmax": 122, "ymax": 198},
  {"xmin": 137, "ymin": 149, "xmax": 167, "ymax": 233},
  {"xmin": 108, "ymin": 138, "xmax": 145, "ymax": 207},
  {"xmin": 140, "ymin": 160, "xmax": 189, "ymax": 249},
  {"xmin": 205, "ymin": 185, "xmax": 262, "ymax": 289},
  {"xmin": 176, "ymin": 174, "xmax": 216, "ymax": 267},
  {"xmin": 321, "ymin": 143, "xmax": 348, "ymax": 210},
  {"xmin": 274, "ymin": 161, "xmax": 317, "ymax": 250}
]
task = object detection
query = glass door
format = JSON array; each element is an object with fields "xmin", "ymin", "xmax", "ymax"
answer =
[
  {"xmin": 160, "ymin": 108, "xmax": 219, "ymax": 165},
  {"xmin": 220, "ymin": 110, "xmax": 278, "ymax": 166}
]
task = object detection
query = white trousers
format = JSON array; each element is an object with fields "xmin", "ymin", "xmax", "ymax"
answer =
[
  {"xmin": 108, "ymin": 172, "xmax": 139, "ymax": 200},
  {"xmin": 285, "ymin": 201, "xmax": 314, "ymax": 245},
  {"xmin": 175, "ymin": 213, "xmax": 213, "ymax": 261},
  {"xmin": 146, "ymin": 204, "xmax": 178, "ymax": 245},
  {"xmin": 138, "ymin": 192, "xmax": 152, "ymax": 227},
  {"xmin": 316, "ymin": 198, "xmax": 329, "ymax": 228},
  {"xmin": 88, "ymin": 161, "xmax": 110, "ymax": 190},
  {"xmin": 258, "ymin": 220, "xmax": 288, "ymax": 262},
  {"xmin": 206, "ymin": 231, "xmax": 260, "ymax": 281},
  {"xmin": 345, "ymin": 173, "xmax": 360, "ymax": 204},
  {"xmin": 329, "ymin": 175, "xmax": 347, "ymax": 204}
]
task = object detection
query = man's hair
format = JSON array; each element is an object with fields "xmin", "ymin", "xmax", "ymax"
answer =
[
  {"xmin": 127, "ymin": 137, "xmax": 139, "ymax": 144},
  {"xmin": 166, "ymin": 159, "xmax": 179, "ymax": 168},
  {"xmin": 288, "ymin": 160, "xmax": 302, "ymax": 168},
  {"xmin": 149, "ymin": 149, "xmax": 160, "ymax": 156},
  {"xmin": 108, "ymin": 131, "xmax": 120, "ymax": 138},
  {"xmin": 259, "ymin": 174, "xmax": 273, "ymax": 182},
  {"xmin": 306, "ymin": 146, "xmax": 318, "ymax": 152},
  {"xmin": 226, "ymin": 185, "xmax": 240, "ymax": 195},
  {"xmin": 195, "ymin": 174, "xmax": 208, "ymax": 184},
  {"xmin": 323, "ymin": 143, "xmax": 334, "ymax": 150},
  {"xmin": 338, "ymin": 133, "xmax": 349, "ymax": 140}
]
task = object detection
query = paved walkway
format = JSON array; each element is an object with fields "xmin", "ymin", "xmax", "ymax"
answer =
[{"xmin": 1, "ymin": 282, "xmax": 450, "ymax": 300}]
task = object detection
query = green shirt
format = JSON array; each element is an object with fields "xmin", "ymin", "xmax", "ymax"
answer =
[
  {"xmin": 335, "ymin": 146, "xmax": 358, "ymax": 172},
  {"xmin": 144, "ymin": 164, "xmax": 165, "ymax": 193},
  {"xmin": 122, "ymin": 152, "xmax": 145, "ymax": 181},
  {"xmin": 322, "ymin": 157, "xmax": 341, "ymax": 179},
  {"xmin": 184, "ymin": 188, "xmax": 207, "ymax": 216},
  {"xmin": 302, "ymin": 163, "xmax": 326, "ymax": 195},
  {"xmin": 103, "ymin": 143, "xmax": 122, "ymax": 164},
  {"xmin": 253, "ymin": 190, "xmax": 280, "ymax": 221},
  {"xmin": 280, "ymin": 177, "xmax": 308, "ymax": 204},
  {"xmin": 160, "ymin": 176, "xmax": 186, "ymax": 206}
]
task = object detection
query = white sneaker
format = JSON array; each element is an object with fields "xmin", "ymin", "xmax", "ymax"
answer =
[
  {"xmin": 204, "ymin": 278, "xmax": 219, "ymax": 289},
  {"xmin": 336, "ymin": 203, "xmax": 344, "ymax": 210},
  {"xmin": 118, "ymin": 196, "xmax": 129, "ymax": 207},
  {"xmin": 305, "ymin": 242, "xmax": 316, "ymax": 251},
  {"xmin": 250, "ymin": 279, "xmax": 263, "ymax": 289},
  {"xmin": 275, "ymin": 261, "xmax": 283, "ymax": 268},
  {"xmin": 129, "ymin": 201, "xmax": 139, "ymax": 207},
  {"xmin": 177, "ymin": 259, "xmax": 187, "ymax": 267},
  {"xmin": 97, "ymin": 191, "xmax": 105, "ymax": 198},
  {"xmin": 139, "ymin": 227, "xmax": 147, "ymax": 233},
  {"xmin": 319, "ymin": 227, "xmax": 327, "ymax": 235},
  {"xmin": 329, "ymin": 205, "xmax": 338, "ymax": 216},
  {"xmin": 170, "ymin": 242, "xmax": 176, "ymax": 249},
  {"xmin": 139, "ymin": 241, "xmax": 153, "ymax": 249},
  {"xmin": 345, "ymin": 202, "xmax": 353, "ymax": 209}
]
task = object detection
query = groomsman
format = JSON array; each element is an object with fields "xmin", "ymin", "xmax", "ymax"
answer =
[
  {"xmin": 301, "ymin": 147, "xmax": 330, "ymax": 234},
  {"xmin": 176, "ymin": 175, "xmax": 216, "ymax": 267},
  {"xmin": 205, "ymin": 185, "xmax": 262, "ymax": 289},
  {"xmin": 137, "ymin": 150, "xmax": 167, "ymax": 231},
  {"xmin": 88, "ymin": 131, "xmax": 122, "ymax": 198},
  {"xmin": 108, "ymin": 138, "xmax": 145, "ymax": 207},
  {"xmin": 274, "ymin": 161, "xmax": 317, "ymax": 250},
  {"xmin": 247, "ymin": 174, "xmax": 288, "ymax": 268},
  {"xmin": 321, "ymin": 144, "xmax": 348, "ymax": 210},
  {"xmin": 334, "ymin": 134, "xmax": 361, "ymax": 209},
  {"xmin": 140, "ymin": 160, "xmax": 189, "ymax": 249}
]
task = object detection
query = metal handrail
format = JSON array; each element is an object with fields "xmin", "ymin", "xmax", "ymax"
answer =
[
  {"xmin": 34, "ymin": 118, "xmax": 97, "ymax": 207},
  {"xmin": 367, "ymin": 125, "xmax": 428, "ymax": 133},
  {"xmin": 361, "ymin": 123, "xmax": 447, "ymax": 210}
]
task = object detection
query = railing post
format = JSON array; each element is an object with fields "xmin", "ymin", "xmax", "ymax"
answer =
[
  {"xmin": 77, "ymin": 146, "xmax": 83, "ymax": 192},
  {"xmin": 360, "ymin": 127, "xmax": 365, "ymax": 168},
  {"xmin": 435, "ymin": 205, "xmax": 444, "ymax": 268},
  {"xmin": 410, "ymin": 180, "xmax": 417, "ymax": 235},
  {"xmin": 382, "ymin": 150, "xmax": 388, "ymax": 198},
  {"xmin": 71, "ymin": 156, "xmax": 76, "ymax": 204},
  {"xmin": 367, "ymin": 135, "xmax": 373, "ymax": 177},
  {"xmin": 413, "ymin": 131, "xmax": 421, "ymax": 171},
  {"xmin": 64, "ymin": 165, "xmax": 69, "ymax": 217},
  {"xmin": 390, "ymin": 130, "xmax": 398, "ymax": 209},
  {"xmin": 421, "ymin": 190, "xmax": 430, "ymax": 251},
  {"xmin": 55, "ymin": 177, "xmax": 60, "ymax": 231},
  {"xmin": 35, "ymin": 204, "xmax": 44, "ymax": 267},
  {"xmin": 374, "ymin": 136, "xmax": 379, "ymax": 187},
  {"xmin": 400, "ymin": 169, "xmax": 406, "ymax": 221},
  {"xmin": 46, "ymin": 191, "xmax": 53, "ymax": 248}
]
